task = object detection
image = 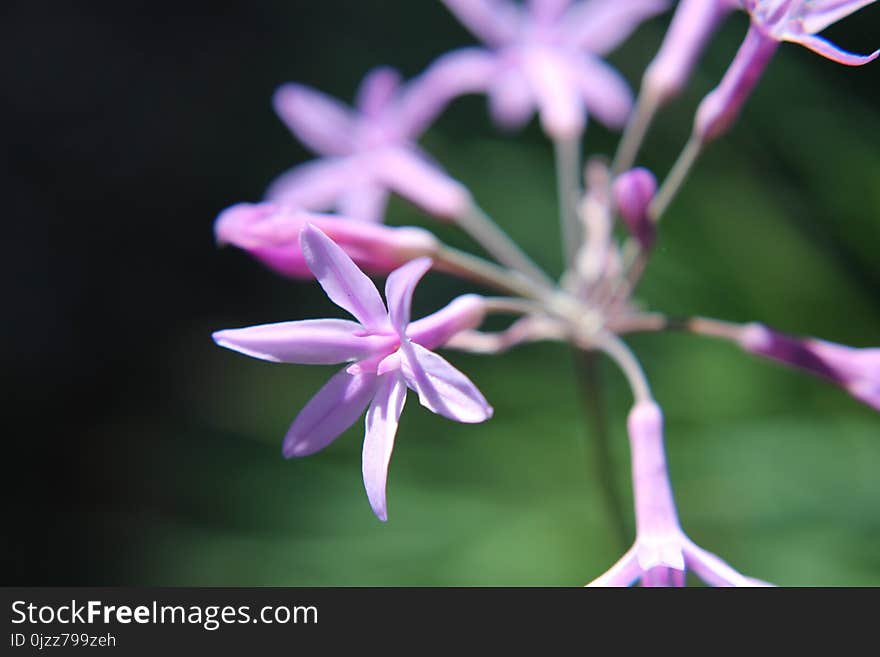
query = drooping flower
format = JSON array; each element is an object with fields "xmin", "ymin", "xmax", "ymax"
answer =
[
  {"xmin": 613, "ymin": 167, "xmax": 657, "ymax": 249},
  {"xmin": 642, "ymin": 0, "xmax": 740, "ymax": 103},
  {"xmin": 739, "ymin": 323, "xmax": 880, "ymax": 411},
  {"xmin": 213, "ymin": 225, "xmax": 493, "ymax": 520},
  {"xmin": 214, "ymin": 202, "xmax": 439, "ymax": 278},
  {"xmin": 439, "ymin": 0, "xmax": 669, "ymax": 138},
  {"xmin": 694, "ymin": 0, "xmax": 878, "ymax": 142},
  {"xmin": 588, "ymin": 401, "xmax": 767, "ymax": 586},
  {"xmin": 267, "ymin": 66, "xmax": 478, "ymax": 221}
]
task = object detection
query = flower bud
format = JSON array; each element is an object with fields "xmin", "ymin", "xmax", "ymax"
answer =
[
  {"xmin": 613, "ymin": 167, "xmax": 657, "ymax": 249},
  {"xmin": 214, "ymin": 202, "xmax": 439, "ymax": 278}
]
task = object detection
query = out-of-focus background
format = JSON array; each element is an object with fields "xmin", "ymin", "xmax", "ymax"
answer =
[{"xmin": 3, "ymin": 0, "xmax": 879, "ymax": 585}]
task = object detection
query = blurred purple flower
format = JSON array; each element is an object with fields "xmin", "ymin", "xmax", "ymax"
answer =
[
  {"xmin": 740, "ymin": 323, "xmax": 880, "ymax": 411},
  {"xmin": 214, "ymin": 202, "xmax": 439, "ymax": 278},
  {"xmin": 213, "ymin": 225, "xmax": 492, "ymax": 520},
  {"xmin": 588, "ymin": 401, "xmax": 767, "ymax": 586},
  {"xmin": 695, "ymin": 0, "xmax": 878, "ymax": 141},
  {"xmin": 267, "ymin": 67, "xmax": 477, "ymax": 221},
  {"xmin": 439, "ymin": 0, "xmax": 668, "ymax": 137}
]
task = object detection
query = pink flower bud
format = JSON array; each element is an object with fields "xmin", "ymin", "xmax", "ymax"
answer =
[
  {"xmin": 643, "ymin": 0, "xmax": 739, "ymax": 104},
  {"xmin": 613, "ymin": 167, "xmax": 657, "ymax": 249},
  {"xmin": 739, "ymin": 323, "xmax": 880, "ymax": 411},
  {"xmin": 214, "ymin": 202, "xmax": 439, "ymax": 279}
]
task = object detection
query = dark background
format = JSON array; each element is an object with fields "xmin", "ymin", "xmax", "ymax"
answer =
[{"xmin": 4, "ymin": 1, "xmax": 880, "ymax": 585}]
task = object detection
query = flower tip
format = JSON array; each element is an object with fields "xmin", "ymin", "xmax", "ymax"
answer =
[{"xmin": 613, "ymin": 168, "xmax": 657, "ymax": 249}]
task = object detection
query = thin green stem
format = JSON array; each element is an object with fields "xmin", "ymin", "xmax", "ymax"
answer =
[
  {"xmin": 649, "ymin": 135, "xmax": 703, "ymax": 223},
  {"xmin": 431, "ymin": 243, "xmax": 550, "ymax": 302},
  {"xmin": 611, "ymin": 91, "xmax": 660, "ymax": 177},
  {"xmin": 554, "ymin": 136, "xmax": 583, "ymax": 268},
  {"xmin": 455, "ymin": 203, "xmax": 556, "ymax": 290},
  {"xmin": 572, "ymin": 349, "xmax": 630, "ymax": 551}
]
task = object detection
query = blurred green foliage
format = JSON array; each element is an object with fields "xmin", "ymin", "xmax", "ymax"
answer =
[{"xmin": 95, "ymin": 3, "xmax": 880, "ymax": 586}]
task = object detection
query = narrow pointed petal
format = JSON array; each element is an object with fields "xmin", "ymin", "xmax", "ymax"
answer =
[
  {"xmin": 586, "ymin": 546, "xmax": 641, "ymax": 587},
  {"xmin": 362, "ymin": 373, "xmax": 408, "ymax": 521},
  {"xmin": 283, "ymin": 369, "xmax": 379, "ymax": 458},
  {"xmin": 400, "ymin": 342, "xmax": 493, "ymax": 423},
  {"xmin": 356, "ymin": 67, "xmax": 402, "ymax": 118},
  {"xmin": 300, "ymin": 224, "xmax": 389, "ymax": 330},
  {"xmin": 440, "ymin": 0, "xmax": 522, "ymax": 48},
  {"xmin": 213, "ymin": 319, "xmax": 388, "ymax": 364},
  {"xmin": 264, "ymin": 157, "xmax": 354, "ymax": 209},
  {"xmin": 487, "ymin": 67, "xmax": 536, "ymax": 130},
  {"xmin": 782, "ymin": 32, "xmax": 878, "ymax": 65},
  {"xmin": 385, "ymin": 257, "xmax": 433, "ymax": 335},
  {"xmin": 408, "ymin": 294, "xmax": 487, "ymax": 350},
  {"xmin": 337, "ymin": 184, "xmax": 390, "ymax": 223},
  {"xmin": 802, "ymin": 0, "xmax": 877, "ymax": 35},
  {"xmin": 683, "ymin": 540, "xmax": 770, "ymax": 587},
  {"xmin": 562, "ymin": 0, "xmax": 669, "ymax": 55},
  {"xmin": 273, "ymin": 83, "xmax": 357, "ymax": 156},
  {"xmin": 528, "ymin": 0, "xmax": 573, "ymax": 25},
  {"xmin": 398, "ymin": 48, "xmax": 499, "ymax": 138},
  {"xmin": 574, "ymin": 56, "xmax": 634, "ymax": 129},
  {"xmin": 520, "ymin": 49, "xmax": 585, "ymax": 138},
  {"xmin": 375, "ymin": 147, "xmax": 472, "ymax": 219}
]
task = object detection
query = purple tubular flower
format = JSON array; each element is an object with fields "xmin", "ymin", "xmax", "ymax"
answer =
[
  {"xmin": 439, "ymin": 0, "xmax": 669, "ymax": 138},
  {"xmin": 588, "ymin": 402, "xmax": 766, "ymax": 586},
  {"xmin": 739, "ymin": 323, "xmax": 880, "ymax": 411},
  {"xmin": 212, "ymin": 225, "xmax": 492, "ymax": 521},
  {"xmin": 695, "ymin": 0, "xmax": 878, "ymax": 142},
  {"xmin": 643, "ymin": 0, "xmax": 740, "ymax": 104},
  {"xmin": 214, "ymin": 202, "xmax": 439, "ymax": 279},
  {"xmin": 267, "ymin": 67, "xmax": 474, "ymax": 221},
  {"xmin": 613, "ymin": 167, "xmax": 657, "ymax": 249}
]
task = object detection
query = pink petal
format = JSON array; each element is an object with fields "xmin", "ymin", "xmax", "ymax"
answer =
[
  {"xmin": 440, "ymin": 0, "xmax": 522, "ymax": 48},
  {"xmin": 682, "ymin": 540, "xmax": 769, "ymax": 587},
  {"xmin": 586, "ymin": 546, "xmax": 641, "ymax": 587},
  {"xmin": 520, "ymin": 48, "xmax": 585, "ymax": 138},
  {"xmin": 356, "ymin": 67, "xmax": 402, "ymax": 118},
  {"xmin": 385, "ymin": 258, "xmax": 433, "ymax": 335},
  {"xmin": 561, "ymin": 0, "xmax": 669, "ymax": 55},
  {"xmin": 487, "ymin": 66, "xmax": 536, "ymax": 130},
  {"xmin": 264, "ymin": 157, "xmax": 355, "ymax": 209},
  {"xmin": 801, "ymin": 0, "xmax": 877, "ymax": 35},
  {"xmin": 337, "ymin": 184, "xmax": 390, "ymax": 223},
  {"xmin": 300, "ymin": 224, "xmax": 389, "ymax": 330},
  {"xmin": 375, "ymin": 147, "xmax": 472, "ymax": 218},
  {"xmin": 397, "ymin": 48, "xmax": 499, "ymax": 138},
  {"xmin": 213, "ymin": 319, "xmax": 389, "ymax": 364},
  {"xmin": 783, "ymin": 31, "xmax": 879, "ymax": 65},
  {"xmin": 574, "ymin": 55, "xmax": 634, "ymax": 130},
  {"xmin": 527, "ymin": 0, "xmax": 573, "ymax": 25},
  {"xmin": 399, "ymin": 342, "xmax": 493, "ymax": 423},
  {"xmin": 407, "ymin": 294, "xmax": 487, "ymax": 351},
  {"xmin": 283, "ymin": 369, "xmax": 379, "ymax": 458},
  {"xmin": 273, "ymin": 83, "xmax": 357, "ymax": 156},
  {"xmin": 362, "ymin": 373, "xmax": 408, "ymax": 521}
]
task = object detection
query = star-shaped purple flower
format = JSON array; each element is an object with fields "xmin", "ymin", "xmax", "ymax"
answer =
[
  {"xmin": 439, "ymin": 0, "xmax": 668, "ymax": 137},
  {"xmin": 266, "ymin": 66, "xmax": 478, "ymax": 222},
  {"xmin": 213, "ymin": 225, "xmax": 493, "ymax": 520}
]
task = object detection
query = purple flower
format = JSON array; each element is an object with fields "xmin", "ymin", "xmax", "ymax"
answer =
[
  {"xmin": 612, "ymin": 167, "xmax": 657, "ymax": 249},
  {"xmin": 695, "ymin": 0, "xmax": 878, "ymax": 141},
  {"xmin": 739, "ymin": 323, "xmax": 880, "ymax": 411},
  {"xmin": 643, "ymin": 0, "xmax": 740, "ymax": 103},
  {"xmin": 214, "ymin": 202, "xmax": 439, "ymax": 279},
  {"xmin": 267, "ymin": 67, "xmax": 475, "ymax": 221},
  {"xmin": 439, "ymin": 0, "xmax": 668, "ymax": 137},
  {"xmin": 588, "ymin": 401, "xmax": 766, "ymax": 586},
  {"xmin": 213, "ymin": 225, "xmax": 493, "ymax": 520}
]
